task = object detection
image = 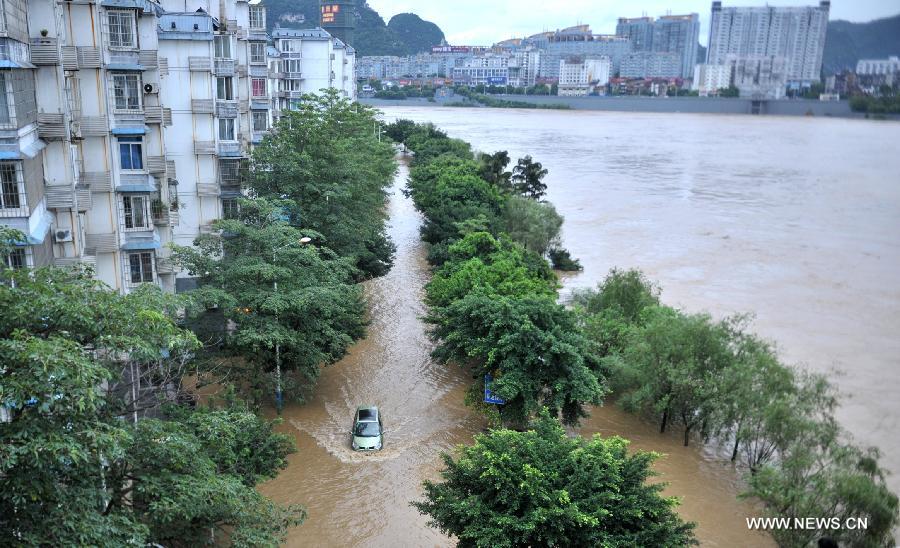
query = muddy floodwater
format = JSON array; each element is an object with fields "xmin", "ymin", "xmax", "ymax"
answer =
[
  {"xmin": 260, "ymin": 159, "xmax": 777, "ymax": 547},
  {"xmin": 262, "ymin": 107, "xmax": 900, "ymax": 547}
]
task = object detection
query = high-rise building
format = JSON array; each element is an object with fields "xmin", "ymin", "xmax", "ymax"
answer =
[
  {"xmin": 526, "ymin": 26, "xmax": 631, "ymax": 79},
  {"xmin": 616, "ymin": 14, "xmax": 700, "ymax": 79},
  {"xmin": 653, "ymin": 15, "xmax": 700, "ymax": 79},
  {"xmin": 558, "ymin": 56, "xmax": 610, "ymax": 96},
  {"xmin": 707, "ymin": 1, "xmax": 830, "ymax": 86},
  {"xmin": 320, "ymin": 0, "xmax": 356, "ymax": 47}
]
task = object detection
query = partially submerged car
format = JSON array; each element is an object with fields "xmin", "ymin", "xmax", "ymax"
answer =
[{"xmin": 351, "ymin": 405, "xmax": 383, "ymax": 451}]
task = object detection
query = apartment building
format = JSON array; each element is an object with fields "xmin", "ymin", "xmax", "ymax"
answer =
[
  {"xmin": 616, "ymin": 14, "xmax": 700, "ymax": 79},
  {"xmin": 707, "ymin": 1, "xmax": 829, "ymax": 86},
  {"xmin": 1, "ymin": 0, "xmax": 356, "ymax": 294},
  {"xmin": 692, "ymin": 63, "xmax": 734, "ymax": 96},
  {"xmin": 269, "ymin": 27, "xmax": 355, "ymax": 122},
  {"xmin": 558, "ymin": 56, "xmax": 610, "ymax": 96}
]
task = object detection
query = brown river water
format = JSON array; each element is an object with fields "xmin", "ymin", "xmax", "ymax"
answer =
[{"xmin": 260, "ymin": 107, "xmax": 900, "ymax": 547}]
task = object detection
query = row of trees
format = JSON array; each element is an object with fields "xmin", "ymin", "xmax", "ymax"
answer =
[
  {"xmin": 172, "ymin": 92, "xmax": 397, "ymax": 408},
  {"xmin": 387, "ymin": 121, "xmax": 698, "ymax": 544},
  {"xmin": 1, "ymin": 93, "xmax": 398, "ymax": 545},
  {"xmin": 0, "ymin": 264, "xmax": 303, "ymax": 545},
  {"xmin": 575, "ymin": 269, "xmax": 899, "ymax": 547}
]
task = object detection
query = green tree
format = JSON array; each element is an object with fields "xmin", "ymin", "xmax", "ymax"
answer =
[
  {"xmin": 414, "ymin": 411, "xmax": 697, "ymax": 547},
  {"xmin": 0, "ymin": 226, "xmax": 24, "ymax": 263},
  {"xmin": 573, "ymin": 269, "xmax": 660, "ymax": 357},
  {"xmin": 501, "ymin": 195, "xmax": 563, "ymax": 256},
  {"xmin": 172, "ymin": 197, "xmax": 366, "ymax": 406},
  {"xmin": 612, "ymin": 306, "xmax": 735, "ymax": 445},
  {"xmin": 511, "ymin": 155, "xmax": 549, "ymax": 200},
  {"xmin": 430, "ymin": 293, "xmax": 605, "ymax": 426},
  {"xmin": 249, "ymin": 90, "xmax": 397, "ymax": 278},
  {"xmin": 477, "ymin": 150, "xmax": 513, "ymax": 191},
  {"xmin": 426, "ymin": 232, "xmax": 557, "ymax": 310}
]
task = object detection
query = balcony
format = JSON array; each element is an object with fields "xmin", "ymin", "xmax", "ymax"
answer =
[
  {"xmin": 166, "ymin": 160, "xmax": 177, "ymax": 179},
  {"xmin": 191, "ymin": 99, "xmax": 214, "ymax": 114},
  {"xmin": 76, "ymin": 185, "xmax": 92, "ymax": 211},
  {"xmin": 194, "ymin": 140, "xmax": 215, "ymax": 155},
  {"xmin": 217, "ymin": 141, "xmax": 242, "ymax": 157},
  {"xmin": 163, "ymin": 108, "xmax": 172, "ymax": 126},
  {"xmin": 145, "ymin": 106, "xmax": 163, "ymax": 124},
  {"xmin": 284, "ymin": 70, "xmax": 302, "ymax": 79},
  {"xmin": 277, "ymin": 90, "xmax": 303, "ymax": 99},
  {"xmin": 85, "ymin": 233, "xmax": 118, "ymax": 254},
  {"xmin": 146, "ymin": 155, "xmax": 166, "ymax": 174},
  {"xmin": 54, "ymin": 255, "xmax": 98, "ymax": 269},
  {"xmin": 37, "ymin": 113, "xmax": 67, "ymax": 140},
  {"xmin": 75, "ymin": 116, "xmax": 108, "ymax": 137},
  {"xmin": 45, "ymin": 185, "xmax": 75, "ymax": 209},
  {"xmin": 60, "ymin": 46, "xmax": 102, "ymax": 70},
  {"xmin": 250, "ymin": 65, "xmax": 268, "ymax": 77},
  {"xmin": 83, "ymin": 171, "xmax": 112, "ymax": 192},
  {"xmin": 188, "ymin": 56, "xmax": 211, "ymax": 71},
  {"xmin": 235, "ymin": 64, "xmax": 247, "ymax": 78},
  {"xmin": 138, "ymin": 49, "xmax": 158, "ymax": 68},
  {"xmin": 197, "ymin": 182, "xmax": 220, "ymax": 196},
  {"xmin": 30, "ymin": 38, "xmax": 60, "ymax": 65},
  {"xmin": 214, "ymin": 58, "xmax": 235, "ymax": 76},
  {"xmin": 215, "ymin": 100, "xmax": 238, "ymax": 118}
]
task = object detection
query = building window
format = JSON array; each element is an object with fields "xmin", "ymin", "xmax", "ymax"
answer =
[
  {"xmin": 107, "ymin": 10, "xmax": 136, "ymax": 49},
  {"xmin": 249, "ymin": 6, "xmax": 265, "ymax": 30},
  {"xmin": 251, "ymin": 77, "xmax": 266, "ymax": 97},
  {"xmin": 128, "ymin": 251, "xmax": 154, "ymax": 284},
  {"xmin": 0, "ymin": 162, "xmax": 23, "ymax": 209},
  {"xmin": 214, "ymin": 35, "xmax": 231, "ymax": 59},
  {"xmin": 218, "ymin": 118, "xmax": 235, "ymax": 141},
  {"xmin": 252, "ymin": 111, "xmax": 268, "ymax": 132},
  {"xmin": 281, "ymin": 39, "xmax": 295, "ymax": 53},
  {"xmin": 112, "ymin": 73, "xmax": 141, "ymax": 111},
  {"xmin": 216, "ymin": 76, "xmax": 234, "ymax": 100},
  {"xmin": 284, "ymin": 59, "xmax": 301, "ymax": 74},
  {"xmin": 0, "ymin": 73, "xmax": 9, "ymax": 126},
  {"xmin": 250, "ymin": 42, "xmax": 266, "ymax": 64},
  {"xmin": 222, "ymin": 198, "xmax": 239, "ymax": 219},
  {"xmin": 118, "ymin": 136, "xmax": 143, "ymax": 170},
  {"xmin": 122, "ymin": 195, "xmax": 149, "ymax": 230},
  {"xmin": 219, "ymin": 158, "xmax": 244, "ymax": 185},
  {"xmin": 3, "ymin": 247, "xmax": 29, "ymax": 269}
]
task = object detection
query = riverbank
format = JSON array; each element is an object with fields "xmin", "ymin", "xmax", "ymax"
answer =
[{"xmin": 361, "ymin": 95, "xmax": 892, "ymax": 119}]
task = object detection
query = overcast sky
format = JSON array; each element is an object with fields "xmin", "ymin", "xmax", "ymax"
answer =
[{"xmin": 366, "ymin": 0, "xmax": 900, "ymax": 47}]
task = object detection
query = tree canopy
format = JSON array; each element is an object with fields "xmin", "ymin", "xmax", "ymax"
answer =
[{"xmin": 414, "ymin": 411, "xmax": 697, "ymax": 548}]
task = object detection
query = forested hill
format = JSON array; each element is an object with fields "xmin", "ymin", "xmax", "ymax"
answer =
[
  {"xmin": 823, "ymin": 14, "xmax": 900, "ymax": 74},
  {"xmin": 262, "ymin": 0, "xmax": 446, "ymax": 56}
]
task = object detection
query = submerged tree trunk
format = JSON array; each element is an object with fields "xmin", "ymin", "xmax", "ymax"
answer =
[
  {"xmin": 660, "ymin": 408, "xmax": 669, "ymax": 434},
  {"xmin": 731, "ymin": 435, "xmax": 741, "ymax": 462}
]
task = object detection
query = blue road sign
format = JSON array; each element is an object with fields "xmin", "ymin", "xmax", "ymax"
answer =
[{"xmin": 484, "ymin": 374, "xmax": 505, "ymax": 405}]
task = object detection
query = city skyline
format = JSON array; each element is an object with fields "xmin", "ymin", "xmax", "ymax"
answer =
[{"xmin": 366, "ymin": 0, "xmax": 900, "ymax": 47}]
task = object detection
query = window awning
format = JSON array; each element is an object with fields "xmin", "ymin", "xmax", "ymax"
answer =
[
  {"xmin": 106, "ymin": 63, "xmax": 145, "ymax": 71},
  {"xmin": 20, "ymin": 139, "xmax": 47, "ymax": 159},
  {"xmin": 0, "ymin": 60, "xmax": 36, "ymax": 69},
  {"xmin": 25, "ymin": 208, "xmax": 53, "ymax": 245},
  {"xmin": 121, "ymin": 233, "xmax": 161, "ymax": 250},
  {"xmin": 112, "ymin": 126, "xmax": 148, "ymax": 135}
]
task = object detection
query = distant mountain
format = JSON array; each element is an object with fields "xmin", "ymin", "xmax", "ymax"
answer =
[
  {"xmin": 823, "ymin": 14, "xmax": 900, "ymax": 75},
  {"xmin": 262, "ymin": 0, "xmax": 445, "ymax": 56}
]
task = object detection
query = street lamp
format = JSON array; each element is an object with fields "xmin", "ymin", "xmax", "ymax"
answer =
[{"xmin": 272, "ymin": 236, "xmax": 312, "ymax": 413}]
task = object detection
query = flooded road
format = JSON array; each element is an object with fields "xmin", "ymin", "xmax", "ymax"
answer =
[{"xmin": 261, "ymin": 160, "xmax": 775, "ymax": 546}]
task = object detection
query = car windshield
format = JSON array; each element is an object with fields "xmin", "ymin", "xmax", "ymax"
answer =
[{"xmin": 354, "ymin": 421, "xmax": 381, "ymax": 437}]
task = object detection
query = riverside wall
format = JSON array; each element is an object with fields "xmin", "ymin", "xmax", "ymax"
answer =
[{"xmin": 361, "ymin": 96, "xmax": 870, "ymax": 118}]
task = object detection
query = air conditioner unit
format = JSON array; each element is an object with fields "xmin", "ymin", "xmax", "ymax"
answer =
[
  {"xmin": 54, "ymin": 229, "xmax": 73, "ymax": 243},
  {"xmin": 143, "ymin": 82, "xmax": 160, "ymax": 94}
]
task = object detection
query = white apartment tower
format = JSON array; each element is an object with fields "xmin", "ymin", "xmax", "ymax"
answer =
[
  {"xmin": 269, "ymin": 27, "xmax": 356, "ymax": 122},
  {"xmin": 2, "ymin": 0, "xmax": 357, "ymax": 293},
  {"xmin": 707, "ymin": 1, "xmax": 830, "ymax": 86}
]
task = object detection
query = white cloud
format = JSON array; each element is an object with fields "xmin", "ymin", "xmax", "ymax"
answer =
[{"xmin": 366, "ymin": 0, "xmax": 900, "ymax": 46}]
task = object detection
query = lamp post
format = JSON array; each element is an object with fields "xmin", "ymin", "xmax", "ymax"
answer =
[{"xmin": 272, "ymin": 236, "xmax": 313, "ymax": 414}]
